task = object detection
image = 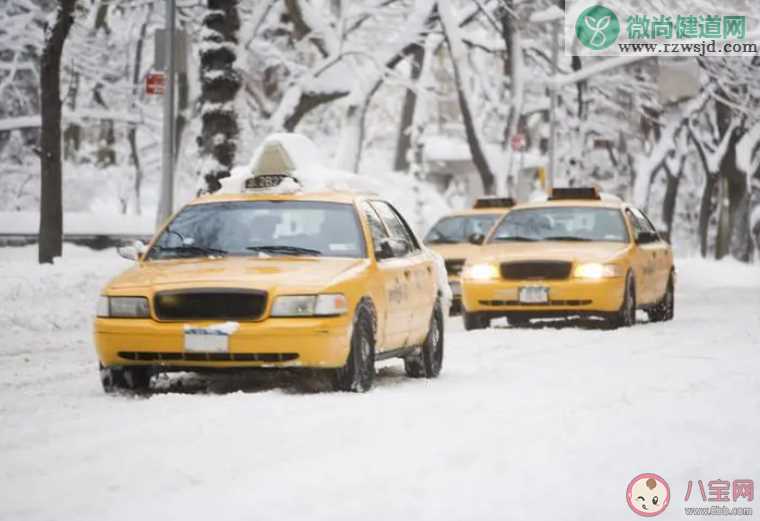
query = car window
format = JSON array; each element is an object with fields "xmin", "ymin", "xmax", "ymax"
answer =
[
  {"xmin": 489, "ymin": 207, "xmax": 629, "ymax": 243},
  {"xmin": 147, "ymin": 200, "xmax": 367, "ymax": 259},
  {"xmin": 631, "ymin": 208, "xmax": 657, "ymax": 234},
  {"xmin": 626, "ymin": 209, "xmax": 644, "ymax": 238},
  {"xmin": 370, "ymin": 201, "xmax": 419, "ymax": 252},
  {"xmin": 424, "ymin": 214, "xmax": 500, "ymax": 244},
  {"xmin": 360, "ymin": 201, "xmax": 388, "ymax": 251}
]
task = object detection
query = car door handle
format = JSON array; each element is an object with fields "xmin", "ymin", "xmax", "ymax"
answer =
[{"xmin": 404, "ymin": 270, "xmax": 411, "ymax": 278}]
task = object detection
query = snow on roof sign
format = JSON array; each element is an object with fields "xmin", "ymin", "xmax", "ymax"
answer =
[
  {"xmin": 252, "ymin": 141, "xmax": 296, "ymax": 176},
  {"xmin": 243, "ymin": 140, "xmax": 302, "ymax": 193}
]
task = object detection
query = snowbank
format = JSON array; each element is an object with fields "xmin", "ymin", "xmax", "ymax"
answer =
[{"xmin": 0, "ymin": 251, "xmax": 758, "ymax": 521}]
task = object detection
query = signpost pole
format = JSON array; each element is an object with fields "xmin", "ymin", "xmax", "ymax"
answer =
[
  {"xmin": 156, "ymin": 0, "xmax": 176, "ymax": 229},
  {"xmin": 547, "ymin": 19, "xmax": 560, "ymax": 194}
]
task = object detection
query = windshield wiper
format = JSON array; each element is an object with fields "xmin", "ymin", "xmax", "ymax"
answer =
[
  {"xmin": 493, "ymin": 236, "xmax": 537, "ymax": 242},
  {"xmin": 246, "ymin": 245, "xmax": 322, "ymax": 256},
  {"xmin": 153, "ymin": 245, "xmax": 228, "ymax": 257},
  {"xmin": 427, "ymin": 238, "xmax": 460, "ymax": 244},
  {"xmin": 544, "ymin": 236, "xmax": 592, "ymax": 241}
]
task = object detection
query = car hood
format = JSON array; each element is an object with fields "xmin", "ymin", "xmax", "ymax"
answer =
[
  {"xmin": 426, "ymin": 242, "xmax": 482, "ymax": 260},
  {"xmin": 106, "ymin": 256, "xmax": 367, "ymax": 292},
  {"xmin": 474, "ymin": 241, "xmax": 630, "ymax": 264}
]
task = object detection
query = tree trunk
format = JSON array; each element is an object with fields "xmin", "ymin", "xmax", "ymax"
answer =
[
  {"xmin": 198, "ymin": 0, "xmax": 241, "ymax": 193},
  {"xmin": 128, "ymin": 5, "xmax": 152, "ymax": 215},
  {"xmin": 392, "ymin": 44, "xmax": 425, "ymax": 172},
  {"xmin": 697, "ymin": 174, "xmax": 718, "ymax": 258},
  {"xmin": 456, "ymin": 83, "xmax": 495, "ymax": 194},
  {"xmin": 440, "ymin": 0, "xmax": 495, "ymax": 194},
  {"xmin": 63, "ymin": 69, "xmax": 80, "ymax": 160},
  {"xmin": 661, "ymin": 157, "xmax": 684, "ymax": 240},
  {"xmin": 39, "ymin": 0, "xmax": 76, "ymax": 264},
  {"xmin": 730, "ymin": 189, "xmax": 753, "ymax": 262}
]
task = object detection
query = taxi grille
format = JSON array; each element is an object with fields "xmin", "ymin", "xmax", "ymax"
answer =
[
  {"xmin": 118, "ymin": 351, "xmax": 298, "ymax": 362},
  {"xmin": 444, "ymin": 258, "xmax": 466, "ymax": 276},
  {"xmin": 500, "ymin": 261, "xmax": 572, "ymax": 280},
  {"xmin": 153, "ymin": 289, "xmax": 267, "ymax": 321},
  {"xmin": 478, "ymin": 299, "xmax": 591, "ymax": 307}
]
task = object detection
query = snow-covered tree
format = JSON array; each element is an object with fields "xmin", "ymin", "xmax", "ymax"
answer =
[{"xmin": 197, "ymin": 0, "xmax": 242, "ymax": 194}]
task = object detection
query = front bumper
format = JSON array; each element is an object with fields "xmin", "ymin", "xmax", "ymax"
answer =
[
  {"xmin": 461, "ymin": 276, "xmax": 625, "ymax": 315},
  {"xmin": 94, "ymin": 316, "xmax": 352, "ymax": 369}
]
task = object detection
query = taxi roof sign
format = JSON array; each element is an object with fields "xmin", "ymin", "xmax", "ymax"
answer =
[
  {"xmin": 549, "ymin": 187, "xmax": 600, "ymax": 201},
  {"xmin": 473, "ymin": 196, "xmax": 516, "ymax": 209},
  {"xmin": 252, "ymin": 142, "xmax": 296, "ymax": 176}
]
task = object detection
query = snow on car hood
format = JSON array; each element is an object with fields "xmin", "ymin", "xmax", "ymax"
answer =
[
  {"xmin": 106, "ymin": 256, "xmax": 367, "ymax": 291},
  {"xmin": 476, "ymin": 241, "xmax": 630, "ymax": 264}
]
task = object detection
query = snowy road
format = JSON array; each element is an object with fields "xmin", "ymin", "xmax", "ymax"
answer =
[{"xmin": 1, "ymin": 246, "xmax": 759, "ymax": 520}]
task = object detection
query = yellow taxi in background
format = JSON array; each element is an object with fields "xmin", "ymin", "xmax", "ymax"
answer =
[
  {"xmin": 461, "ymin": 188, "xmax": 674, "ymax": 330},
  {"xmin": 95, "ymin": 175, "xmax": 444, "ymax": 394},
  {"xmin": 424, "ymin": 197, "xmax": 514, "ymax": 314}
]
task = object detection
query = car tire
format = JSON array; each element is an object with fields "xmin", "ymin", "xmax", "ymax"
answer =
[
  {"xmin": 333, "ymin": 309, "xmax": 375, "ymax": 392},
  {"xmin": 610, "ymin": 273, "xmax": 636, "ymax": 329},
  {"xmin": 405, "ymin": 300, "xmax": 444, "ymax": 378},
  {"xmin": 648, "ymin": 273, "xmax": 674, "ymax": 322},
  {"xmin": 100, "ymin": 364, "xmax": 152, "ymax": 393},
  {"xmin": 463, "ymin": 311, "xmax": 490, "ymax": 331}
]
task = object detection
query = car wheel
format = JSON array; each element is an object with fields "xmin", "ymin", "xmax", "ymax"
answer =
[
  {"xmin": 463, "ymin": 311, "xmax": 490, "ymax": 331},
  {"xmin": 100, "ymin": 364, "xmax": 152, "ymax": 393},
  {"xmin": 333, "ymin": 310, "xmax": 375, "ymax": 392},
  {"xmin": 648, "ymin": 273, "xmax": 674, "ymax": 322},
  {"xmin": 405, "ymin": 300, "xmax": 444, "ymax": 378},
  {"xmin": 610, "ymin": 273, "xmax": 636, "ymax": 329}
]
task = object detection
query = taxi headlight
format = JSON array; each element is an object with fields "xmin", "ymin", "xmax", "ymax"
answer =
[
  {"xmin": 97, "ymin": 296, "xmax": 150, "ymax": 318},
  {"xmin": 573, "ymin": 263, "xmax": 622, "ymax": 279},
  {"xmin": 463, "ymin": 263, "xmax": 499, "ymax": 280},
  {"xmin": 271, "ymin": 294, "xmax": 347, "ymax": 317}
]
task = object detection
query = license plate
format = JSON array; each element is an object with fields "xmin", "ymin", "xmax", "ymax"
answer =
[
  {"xmin": 519, "ymin": 286, "xmax": 549, "ymax": 304},
  {"xmin": 184, "ymin": 328, "xmax": 230, "ymax": 353}
]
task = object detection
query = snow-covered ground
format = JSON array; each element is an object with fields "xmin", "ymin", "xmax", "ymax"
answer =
[{"xmin": 0, "ymin": 245, "xmax": 758, "ymax": 520}]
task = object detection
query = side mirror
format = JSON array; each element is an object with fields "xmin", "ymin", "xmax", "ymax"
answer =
[
  {"xmin": 468, "ymin": 233, "xmax": 485, "ymax": 245},
  {"xmin": 375, "ymin": 238, "xmax": 410, "ymax": 260},
  {"xmin": 117, "ymin": 240, "xmax": 146, "ymax": 261},
  {"xmin": 636, "ymin": 231, "xmax": 659, "ymax": 245}
]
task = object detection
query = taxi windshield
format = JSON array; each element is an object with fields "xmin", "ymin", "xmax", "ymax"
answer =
[
  {"xmin": 424, "ymin": 214, "xmax": 500, "ymax": 244},
  {"xmin": 147, "ymin": 200, "xmax": 366, "ymax": 260},
  {"xmin": 489, "ymin": 207, "xmax": 629, "ymax": 243}
]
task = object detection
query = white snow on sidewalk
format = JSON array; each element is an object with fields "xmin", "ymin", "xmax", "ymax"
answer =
[{"xmin": 0, "ymin": 246, "xmax": 758, "ymax": 520}]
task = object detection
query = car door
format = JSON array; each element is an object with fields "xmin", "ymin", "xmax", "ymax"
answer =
[
  {"xmin": 632, "ymin": 208, "xmax": 670, "ymax": 301},
  {"xmin": 360, "ymin": 201, "xmax": 410, "ymax": 350},
  {"xmin": 625, "ymin": 208, "xmax": 656, "ymax": 305},
  {"xmin": 371, "ymin": 200, "xmax": 435, "ymax": 346}
]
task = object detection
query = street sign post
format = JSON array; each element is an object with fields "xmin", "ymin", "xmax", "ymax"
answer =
[{"xmin": 156, "ymin": 0, "xmax": 176, "ymax": 229}]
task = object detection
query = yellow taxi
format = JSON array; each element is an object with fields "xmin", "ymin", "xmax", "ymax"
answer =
[
  {"xmin": 424, "ymin": 197, "xmax": 514, "ymax": 314},
  {"xmin": 94, "ymin": 158, "xmax": 444, "ymax": 394},
  {"xmin": 460, "ymin": 188, "xmax": 675, "ymax": 330}
]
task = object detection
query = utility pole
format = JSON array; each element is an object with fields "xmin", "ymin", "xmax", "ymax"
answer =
[
  {"xmin": 547, "ymin": 18, "xmax": 559, "ymax": 194},
  {"xmin": 156, "ymin": 0, "xmax": 176, "ymax": 229}
]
